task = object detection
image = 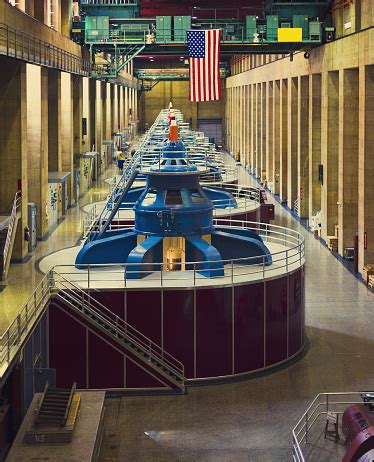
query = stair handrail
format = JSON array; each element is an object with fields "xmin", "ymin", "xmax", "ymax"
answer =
[
  {"xmin": 35, "ymin": 380, "xmax": 49, "ymax": 426},
  {"xmin": 52, "ymin": 271, "xmax": 185, "ymax": 382},
  {"xmin": 2, "ymin": 191, "xmax": 21, "ymax": 278},
  {"xmin": 62, "ymin": 382, "xmax": 77, "ymax": 427},
  {"xmin": 0, "ymin": 272, "xmax": 52, "ymax": 370},
  {"xmin": 86, "ymin": 151, "xmax": 140, "ymax": 243}
]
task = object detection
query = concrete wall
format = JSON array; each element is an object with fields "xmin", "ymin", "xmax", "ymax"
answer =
[
  {"xmin": 225, "ymin": 26, "xmax": 374, "ymax": 274},
  {"xmin": 139, "ymin": 81, "xmax": 225, "ymax": 131}
]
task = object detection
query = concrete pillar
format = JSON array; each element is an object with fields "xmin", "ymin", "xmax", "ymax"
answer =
[
  {"xmin": 245, "ymin": 85, "xmax": 251, "ymax": 167},
  {"xmin": 358, "ymin": 65, "xmax": 374, "ymax": 271},
  {"xmin": 106, "ymin": 83, "xmax": 111, "ymax": 140},
  {"xmin": 321, "ymin": 71, "xmax": 339, "ymax": 240},
  {"xmin": 338, "ymin": 69, "xmax": 359, "ymax": 255},
  {"xmin": 250, "ymin": 84, "xmax": 255, "ymax": 173},
  {"xmin": 73, "ymin": 76, "xmax": 83, "ymax": 161},
  {"xmin": 61, "ymin": 72, "xmax": 74, "ymax": 204},
  {"xmin": 261, "ymin": 82, "xmax": 266, "ymax": 181},
  {"xmin": 266, "ymin": 81, "xmax": 274, "ymax": 184},
  {"xmin": 82, "ymin": 77, "xmax": 90, "ymax": 152},
  {"xmin": 273, "ymin": 80, "xmax": 280, "ymax": 195},
  {"xmin": 287, "ymin": 77, "xmax": 298, "ymax": 209},
  {"xmin": 255, "ymin": 83, "xmax": 261, "ymax": 177},
  {"xmin": 297, "ymin": 76, "xmax": 309, "ymax": 219},
  {"xmin": 124, "ymin": 87, "xmax": 129, "ymax": 128},
  {"xmin": 308, "ymin": 74, "xmax": 322, "ymax": 222},
  {"xmin": 88, "ymin": 79, "xmax": 96, "ymax": 151},
  {"xmin": 26, "ymin": 65, "xmax": 49, "ymax": 239},
  {"xmin": 61, "ymin": 0, "xmax": 71, "ymax": 37},
  {"xmin": 239, "ymin": 86, "xmax": 243, "ymax": 161},
  {"xmin": 48, "ymin": 69, "xmax": 62, "ymax": 171},
  {"xmin": 280, "ymin": 79, "xmax": 288, "ymax": 202},
  {"xmin": 95, "ymin": 81, "xmax": 102, "ymax": 154},
  {"xmin": 0, "ymin": 58, "xmax": 28, "ymax": 260}
]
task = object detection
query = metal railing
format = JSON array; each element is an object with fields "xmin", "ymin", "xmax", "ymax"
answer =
[
  {"xmin": 292, "ymin": 392, "xmax": 372, "ymax": 462},
  {"xmin": 0, "ymin": 272, "xmax": 52, "ymax": 374},
  {"xmin": 53, "ymin": 271, "xmax": 185, "ymax": 384},
  {"xmin": 2, "ymin": 191, "xmax": 21, "ymax": 279},
  {"xmin": 82, "ymin": 183, "xmax": 261, "ymax": 237},
  {"xmin": 55, "ymin": 219, "xmax": 305, "ymax": 289},
  {"xmin": 0, "ymin": 22, "xmax": 90, "ymax": 75},
  {"xmin": 86, "ymin": 152, "xmax": 140, "ymax": 242}
]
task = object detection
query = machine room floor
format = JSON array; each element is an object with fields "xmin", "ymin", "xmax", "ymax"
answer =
[{"xmin": 98, "ymin": 159, "xmax": 374, "ymax": 462}]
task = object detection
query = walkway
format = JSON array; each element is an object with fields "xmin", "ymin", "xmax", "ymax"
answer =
[
  {"xmin": 99, "ymin": 160, "xmax": 374, "ymax": 462},
  {"xmin": 0, "ymin": 166, "xmax": 116, "ymax": 334}
]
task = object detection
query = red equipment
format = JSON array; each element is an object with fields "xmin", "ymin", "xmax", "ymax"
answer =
[{"xmin": 342, "ymin": 404, "xmax": 374, "ymax": 462}]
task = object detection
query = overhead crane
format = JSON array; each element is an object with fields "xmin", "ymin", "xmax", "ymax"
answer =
[{"xmin": 71, "ymin": 0, "xmax": 334, "ymax": 79}]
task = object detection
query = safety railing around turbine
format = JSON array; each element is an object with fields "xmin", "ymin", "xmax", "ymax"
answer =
[
  {"xmin": 54, "ymin": 220, "xmax": 305, "ymax": 289},
  {"xmin": 0, "ymin": 22, "xmax": 90, "ymax": 75}
]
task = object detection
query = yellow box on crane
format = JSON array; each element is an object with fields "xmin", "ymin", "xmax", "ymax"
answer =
[{"xmin": 278, "ymin": 28, "xmax": 303, "ymax": 42}]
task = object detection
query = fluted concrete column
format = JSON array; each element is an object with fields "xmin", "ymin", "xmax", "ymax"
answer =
[
  {"xmin": 273, "ymin": 80, "xmax": 280, "ymax": 194},
  {"xmin": 27, "ymin": 65, "xmax": 49, "ymax": 238},
  {"xmin": 280, "ymin": 79, "xmax": 288, "ymax": 202},
  {"xmin": 61, "ymin": 72, "xmax": 74, "ymax": 204},
  {"xmin": 288, "ymin": 77, "xmax": 298, "ymax": 209},
  {"xmin": 321, "ymin": 71, "xmax": 339, "ymax": 240},
  {"xmin": 297, "ymin": 76, "xmax": 309, "ymax": 218},
  {"xmin": 308, "ymin": 74, "xmax": 322, "ymax": 222},
  {"xmin": 358, "ymin": 65, "xmax": 374, "ymax": 271},
  {"xmin": 48, "ymin": 69, "xmax": 62, "ymax": 171},
  {"xmin": 266, "ymin": 81, "xmax": 274, "ymax": 184},
  {"xmin": 0, "ymin": 58, "xmax": 28, "ymax": 260},
  {"xmin": 338, "ymin": 68, "xmax": 359, "ymax": 255}
]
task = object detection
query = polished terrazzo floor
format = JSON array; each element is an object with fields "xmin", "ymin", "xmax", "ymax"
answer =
[{"xmin": 98, "ymin": 159, "xmax": 374, "ymax": 462}]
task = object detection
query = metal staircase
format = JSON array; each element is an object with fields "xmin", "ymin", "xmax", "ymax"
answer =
[
  {"xmin": 53, "ymin": 273, "xmax": 185, "ymax": 393},
  {"xmin": 90, "ymin": 44, "xmax": 145, "ymax": 79},
  {"xmin": 86, "ymin": 154, "xmax": 139, "ymax": 242},
  {"xmin": 35, "ymin": 382, "xmax": 77, "ymax": 427}
]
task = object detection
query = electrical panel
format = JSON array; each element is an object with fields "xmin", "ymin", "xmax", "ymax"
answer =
[
  {"xmin": 174, "ymin": 16, "xmax": 191, "ymax": 42},
  {"xmin": 246, "ymin": 16, "xmax": 257, "ymax": 41},
  {"xmin": 156, "ymin": 16, "xmax": 171, "ymax": 43},
  {"xmin": 27, "ymin": 203, "xmax": 37, "ymax": 253}
]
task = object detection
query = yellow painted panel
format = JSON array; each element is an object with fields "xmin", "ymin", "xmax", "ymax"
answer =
[{"xmin": 278, "ymin": 28, "xmax": 302, "ymax": 43}]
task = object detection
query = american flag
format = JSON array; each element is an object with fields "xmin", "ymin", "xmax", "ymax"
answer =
[{"xmin": 187, "ymin": 29, "xmax": 221, "ymax": 102}]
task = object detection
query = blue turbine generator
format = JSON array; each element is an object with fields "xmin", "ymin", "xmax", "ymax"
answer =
[
  {"xmin": 76, "ymin": 126, "xmax": 272, "ymax": 278},
  {"xmin": 112, "ymin": 136, "xmax": 234, "ymax": 211}
]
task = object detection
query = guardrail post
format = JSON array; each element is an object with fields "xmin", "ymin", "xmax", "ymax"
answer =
[
  {"xmin": 262, "ymin": 255, "xmax": 265, "ymax": 278},
  {"xmin": 231, "ymin": 260, "xmax": 234, "ymax": 283},
  {"xmin": 17, "ymin": 315, "xmax": 21, "ymax": 345},
  {"xmin": 87, "ymin": 266, "xmax": 90, "ymax": 289},
  {"xmin": 6, "ymin": 330, "xmax": 10, "ymax": 363},
  {"xmin": 286, "ymin": 250, "xmax": 289, "ymax": 272}
]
